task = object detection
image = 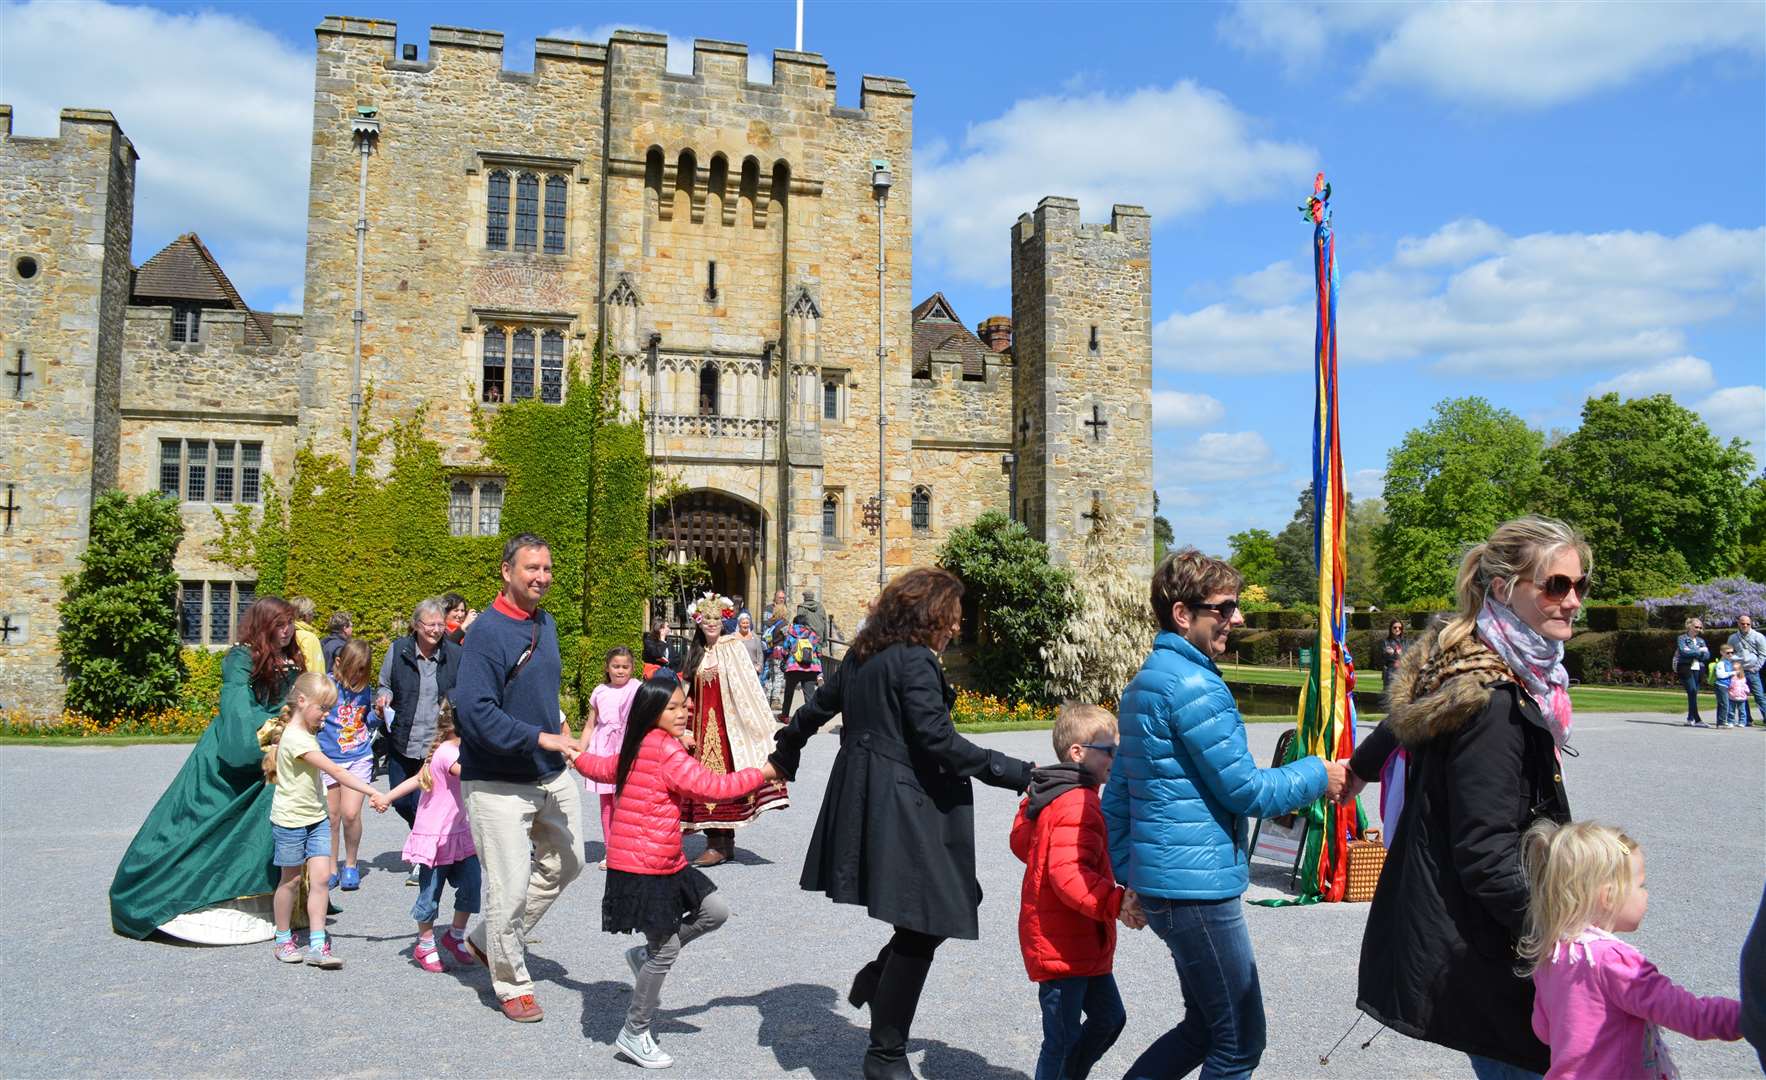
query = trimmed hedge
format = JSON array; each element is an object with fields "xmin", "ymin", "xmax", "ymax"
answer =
[
  {"xmin": 1650, "ymin": 603, "xmax": 1709, "ymax": 630},
  {"xmin": 1585, "ymin": 605, "xmax": 1648, "ymax": 632}
]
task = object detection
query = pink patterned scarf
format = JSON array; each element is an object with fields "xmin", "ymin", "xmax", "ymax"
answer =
[{"xmin": 1476, "ymin": 595, "xmax": 1573, "ymax": 746}]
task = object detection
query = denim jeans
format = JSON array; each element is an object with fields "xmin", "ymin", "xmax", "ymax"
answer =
[
  {"xmin": 1036, "ymin": 974, "xmax": 1125, "ymax": 1080},
  {"xmin": 384, "ymin": 748, "xmax": 424, "ymax": 827},
  {"xmin": 1745, "ymin": 669, "xmax": 1766, "ymax": 724},
  {"xmin": 410, "ymin": 855, "xmax": 482, "ymax": 924},
  {"xmin": 1125, "ymin": 895, "xmax": 1264, "ymax": 1080},
  {"xmin": 1467, "ymin": 1053, "xmax": 1544, "ymax": 1080},
  {"xmin": 1682, "ymin": 670, "xmax": 1704, "ymax": 723},
  {"xmin": 1716, "ymin": 684, "xmax": 1733, "ymax": 725}
]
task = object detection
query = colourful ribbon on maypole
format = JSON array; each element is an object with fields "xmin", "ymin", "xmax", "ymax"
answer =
[{"xmin": 1284, "ymin": 173, "xmax": 1363, "ymax": 902}]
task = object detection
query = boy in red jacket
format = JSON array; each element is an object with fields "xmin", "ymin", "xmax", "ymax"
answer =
[{"xmin": 1011, "ymin": 704, "xmax": 1144, "ymax": 1080}]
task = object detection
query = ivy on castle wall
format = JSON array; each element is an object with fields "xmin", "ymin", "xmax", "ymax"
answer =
[{"xmin": 211, "ymin": 353, "xmax": 652, "ymax": 718}]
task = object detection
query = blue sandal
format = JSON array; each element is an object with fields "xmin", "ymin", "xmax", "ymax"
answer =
[{"xmin": 339, "ymin": 865, "xmax": 361, "ymax": 891}]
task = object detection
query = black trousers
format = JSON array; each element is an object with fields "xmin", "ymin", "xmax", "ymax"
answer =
[
  {"xmin": 383, "ymin": 747, "xmax": 424, "ymax": 828},
  {"xmin": 780, "ymin": 671, "xmax": 820, "ymax": 718},
  {"xmin": 864, "ymin": 927, "xmax": 946, "ymax": 1065}
]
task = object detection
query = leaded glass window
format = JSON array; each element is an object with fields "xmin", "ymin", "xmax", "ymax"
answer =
[
  {"xmin": 478, "ymin": 482, "xmax": 503, "ymax": 536},
  {"xmin": 213, "ymin": 442, "xmax": 235, "ymax": 503},
  {"xmin": 482, "ymin": 328, "xmax": 506, "ymax": 403},
  {"xmin": 180, "ymin": 583, "xmax": 203, "ymax": 644},
  {"xmin": 208, "ymin": 582, "xmax": 233, "ymax": 644},
  {"xmin": 514, "ymin": 172, "xmax": 539, "ymax": 251},
  {"xmin": 240, "ymin": 443, "xmax": 261, "ymax": 504},
  {"xmin": 185, "ymin": 441, "xmax": 207, "ymax": 502},
  {"xmin": 511, "ymin": 328, "xmax": 535, "ymax": 401},
  {"xmin": 822, "ymin": 494, "xmax": 838, "ymax": 539},
  {"xmin": 449, "ymin": 481, "xmax": 473, "ymax": 537},
  {"xmin": 540, "ymin": 330, "xmax": 564, "ymax": 404},
  {"xmin": 543, "ymin": 175, "xmax": 567, "ymax": 254},
  {"xmin": 912, "ymin": 487, "xmax": 931, "ymax": 531},
  {"xmin": 487, "ymin": 170, "xmax": 510, "ymax": 248},
  {"xmin": 159, "ymin": 441, "xmax": 181, "ymax": 497}
]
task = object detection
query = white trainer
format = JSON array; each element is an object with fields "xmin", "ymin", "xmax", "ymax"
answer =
[{"xmin": 615, "ymin": 1026, "xmax": 673, "ymax": 1069}]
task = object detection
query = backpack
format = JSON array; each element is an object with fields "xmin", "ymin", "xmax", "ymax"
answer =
[{"xmin": 791, "ymin": 631, "xmax": 817, "ymax": 667}]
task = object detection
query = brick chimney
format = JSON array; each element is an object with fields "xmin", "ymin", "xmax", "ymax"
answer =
[{"xmin": 978, "ymin": 315, "xmax": 1012, "ymax": 353}]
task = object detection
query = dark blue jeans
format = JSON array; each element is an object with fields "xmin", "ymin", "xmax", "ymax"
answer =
[
  {"xmin": 1126, "ymin": 896, "xmax": 1264, "ymax": 1080},
  {"xmin": 1035, "ymin": 973, "xmax": 1125, "ymax": 1080},
  {"xmin": 1682, "ymin": 670, "xmax": 1704, "ymax": 723},
  {"xmin": 384, "ymin": 748, "xmax": 423, "ymax": 828}
]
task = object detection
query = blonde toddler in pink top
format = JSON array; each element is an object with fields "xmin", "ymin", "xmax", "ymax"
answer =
[
  {"xmin": 1522, "ymin": 820, "xmax": 1740, "ymax": 1079},
  {"xmin": 585, "ymin": 647, "xmax": 640, "ymax": 869},
  {"xmin": 382, "ymin": 702, "xmax": 481, "ymax": 973}
]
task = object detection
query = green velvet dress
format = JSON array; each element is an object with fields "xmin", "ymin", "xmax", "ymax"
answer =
[{"xmin": 109, "ymin": 647, "xmax": 296, "ymax": 939}]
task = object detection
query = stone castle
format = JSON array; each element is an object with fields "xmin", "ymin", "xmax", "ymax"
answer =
[{"xmin": 0, "ymin": 17, "xmax": 1152, "ymax": 715}]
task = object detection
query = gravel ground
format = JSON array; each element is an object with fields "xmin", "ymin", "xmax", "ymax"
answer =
[{"xmin": 2, "ymin": 712, "xmax": 1761, "ymax": 1079}]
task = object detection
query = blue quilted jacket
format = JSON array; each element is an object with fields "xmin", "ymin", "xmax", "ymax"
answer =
[{"xmin": 1102, "ymin": 631, "xmax": 1329, "ymax": 900}]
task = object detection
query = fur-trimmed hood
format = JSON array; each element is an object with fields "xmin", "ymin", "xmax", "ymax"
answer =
[{"xmin": 1385, "ymin": 625, "xmax": 1519, "ymax": 748}]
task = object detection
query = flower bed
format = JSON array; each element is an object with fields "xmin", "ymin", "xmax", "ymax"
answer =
[{"xmin": 950, "ymin": 690, "xmax": 1059, "ymax": 729}]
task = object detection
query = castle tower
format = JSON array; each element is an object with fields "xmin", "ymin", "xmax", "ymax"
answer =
[
  {"xmin": 0, "ymin": 106, "xmax": 138, "ymax": 714},
  {"xmin": 1010, "ymin": 196, "xmax": 1153, "ymax": 578}
]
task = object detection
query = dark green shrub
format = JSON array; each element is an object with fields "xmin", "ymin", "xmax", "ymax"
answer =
[
  {"xmin": 1612, "ymin": 630, "xmax": 1681, "ymax": 676},
  {"xmin": 57, "ymin": 491, "xmax": 187, "ymax": 723},
  {"xmin": 179, "ymin": 647, "xmax": 225, "ymax": 720},
  {"xmin": 1650, "ymin": 603, "xmax": 1708, "ymax": 630},
  {"xmin": 939, "ymin": 511, "xmax": 1076, "ymax": 703},
  {"xmin": 1563, "ymin": 632, "xmax": 1617, "ymax": 684},
  {"xmin": 1585, "ymin": 605, "xmax": 1647, "ymax": 632},
  {"xmin": 1349, "ymin": 611, "xmax": 1373, "ymax": 631}
]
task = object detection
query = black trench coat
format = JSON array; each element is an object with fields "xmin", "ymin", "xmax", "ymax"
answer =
[{"xmin": 769, "ymin": 642, "xmax": 1032, "ymax": 940}]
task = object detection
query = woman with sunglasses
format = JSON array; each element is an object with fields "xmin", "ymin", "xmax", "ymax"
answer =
[
  {"xmin": 1107, "ymin": 548, "xmax": 1347, "ymax": 1080},
  {"xmin": 1343, "ymin": 516, "xmax": 1589, "ymax": 1080}
]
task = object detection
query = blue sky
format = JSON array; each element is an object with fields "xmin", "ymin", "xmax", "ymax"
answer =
[{"xmin": 4, "ymin": 0, "xmax": 1762, "ymax": 555}]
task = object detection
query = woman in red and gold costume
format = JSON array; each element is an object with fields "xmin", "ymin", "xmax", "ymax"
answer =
[{"xmin": 679, "ymin": 593, "xmax": 788, "ymax": 865}]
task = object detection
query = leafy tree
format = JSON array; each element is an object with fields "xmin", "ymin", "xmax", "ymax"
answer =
[
  {"xmin": 938, "ymin": 511, "xmax": 1076, "ymax": 703},
  {"xmin": 1540, "ymin": 394, "xmax": 1756, "ymax": 598},
  {"xmin": 58, "ymin": 491, "xmax": 186, "ymax": 722},
  {"xmin": 1270, "ymin": 484, "xmax": 1319, "ymax": 606},
  {"xmin": 1376, "ymin": 397, "xmax": 1544, "ymax": 603},
  {"xmin": 1228, "ymin": 528, "xmax": 1279, "ymax": 590},
  {"xmin": 1044, "ymin": 506, "xmax": 1155, "ymax": 706},
  {"xmin": 1153, "ymin": 491, "xmax": 1175, "ymax": 564},
  {"xmin": 1735, "ymin": 475, "xmax": 1766, "ymax": 582},
  {"xmin": 1346, "ymin": 496, "xmax": 1386, "ymax": 608}
]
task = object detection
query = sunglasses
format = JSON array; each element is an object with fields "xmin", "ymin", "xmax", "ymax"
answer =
[
  {"xmin": 1082, "ymin": 742, "xmax": 1118, "ymax": 756},
  {"xmin": 1188, "ymin": 600, "xmax": 1240, "ymax": 621},
  {"xmin": 1535, "ymin": 574, "xmax": 1591, "ymax": 601}
]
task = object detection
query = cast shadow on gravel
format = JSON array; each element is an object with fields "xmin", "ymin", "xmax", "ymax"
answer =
[{"xmin": 663, "ymin": 982, "xmax": 1030, "ymax": 1079}]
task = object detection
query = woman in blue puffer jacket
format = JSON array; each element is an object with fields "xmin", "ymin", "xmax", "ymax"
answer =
[{"xmin": 1103, "ymin": 548, "xmax": 1346, "ymax": 1080}]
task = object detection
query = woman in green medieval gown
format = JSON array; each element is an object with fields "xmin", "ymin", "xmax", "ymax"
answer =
[{"xmin": 109, "ymin": 597, "xmax": 304, "ymax": 941}]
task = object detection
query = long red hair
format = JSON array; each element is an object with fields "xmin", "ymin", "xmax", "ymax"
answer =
[{"xmin": 235, "ymin": 595, "xmax": 303, "ymax": 701}]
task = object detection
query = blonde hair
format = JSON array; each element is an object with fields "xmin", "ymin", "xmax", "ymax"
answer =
[
  {"xmin": 1053, "ymin": 703, "xmax": 1117, "ymax": 759},
  {"xmin": 259, "ymin": 671, "xmax": 339, "ymax": 783},
  {"xmin": 1518, "ymin": 819, "xmax": 1638, "ymax": 974},
  {"xmin": 416, "ymin": 699, "xmax": 459, "ymax": 793},
  {"xmin": 332, "ymin": 638, "xmax": 373, "ymax": 693},
  {"xmin": 1441, "ymin": 516, "xmax": 1592, "ymax": 652},
  {"xmin": 290, "ymin": 596, "xmax": 317, "ymax": 622}
]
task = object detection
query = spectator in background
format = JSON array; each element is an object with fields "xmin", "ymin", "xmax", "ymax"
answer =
[
  {"xmin": 643, "ymin": 616, "xmax": 680, "ymax": 673},
  {"xmin": 442, "ymin": 592, "xmax": 477, "ymax": 646},
  {"xmin": 320, "ymin": 610, "xmax": 352, "ymax": 674},
  {"xmin": 1676, "ymin": 616, "xmax": 1712, "ymax": 727},
  {"xmin": 1379, "ymin": 620, "xmax": 1406, "ymax": 689},
  {"xmin": 290, "ymin": 596, "xmax": 324, "ymax": 674},
  {"xmin": 377, "ymin": 598, "xmax": 463, "ymax": 856},
  {"xmin": 1728, "ymin": 615, "xmax": 1766, "ymax": 727}
]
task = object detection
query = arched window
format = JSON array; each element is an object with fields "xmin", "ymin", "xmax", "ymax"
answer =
[
  {"xmin": 449, "ymin": 481, "xmax": 473, "ymax": 536},
  {"xmin": 823, "ymin": 378, "xmax": 839, "ymax": 420},
  {"xmin": 478, "ymin": 482, "xmax": 503, "ymax": 536},
  {"xmin": 514, "ymin": 172, "xmax": 539, "ymax": 251},
  {"xmin": 911, "ymin": 486, "xmax": 931, "ymax": 532},
  {"xmin": 543, "ymin": 175, "xmax": 567, "ymax": 254},
  {"xmin": 698, "ymin": 362, "xmax": 719, "ymax": 416},
  {"xmin": 481, "ymin": 327, "xmax": 505, "ymax": 402},
  {"xmin": 510, "ymin": 328, "xmax": 535, "ymax": 400},
  {"xmin": 822, "ymin": 493, "xmax": 839, "ymax": 539},
  {"xmin": 540, "ymin": 330, "xmax": 564, "ymax": 404},
  {"xmin": 486, "ymin": 170, "xmax": 510, "ymax": 249}
]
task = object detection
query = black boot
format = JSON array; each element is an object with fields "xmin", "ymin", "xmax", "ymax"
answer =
[
  {"xmin": 861, "ymin": 1048, "xmax": 916, "ymax": 1079},
  {"xmin": 863, "ymin": 930, "xmax": 940, "ymax": 1080},
  {"xmin": 848, "ymin": 959, "xmax": 883, "ymax": 1009}
]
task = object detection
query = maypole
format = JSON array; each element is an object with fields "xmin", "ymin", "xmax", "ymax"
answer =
[{"xmin": 1281, "ymin": 173, "xmax": 1363, "ymax": 903}]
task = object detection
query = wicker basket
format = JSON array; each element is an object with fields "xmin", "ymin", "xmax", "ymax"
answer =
[{"xmin": 1344, "ymin": 828, "xmax": 1387, "ymax": 903}]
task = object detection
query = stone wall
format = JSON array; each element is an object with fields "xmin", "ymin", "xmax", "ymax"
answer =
[
  {"xmin": 909, "ymin": 351, "xmax": 1014, "ymax": 567},
  {"xmin": 0, "ymin": 106, "xmax": 137, "ymax": 715},
  {"xmin": 118, "ymin": 307, "xmax": 303, "ymax": 584},
  {"xmin": 1012, "ymin": 197, "xmax": 1153, "ymax": 579}
]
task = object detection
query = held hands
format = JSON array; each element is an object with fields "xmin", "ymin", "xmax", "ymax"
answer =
[
  {"xmin": 1118, "ymin": 888, "xmax": 1147, "ymax": 930},
  {"xmin": 1337, "ymin": 759, "xmax": 1367, "ymax": 804},
  {"xmin": 368, "ymin": 793, "xmax": 390, "ymax": 814},
  {"xmin": 1321, "ymin": 758, "xmax": 1349, "ymax": 803},
  {"xmin": 678, "ymin": 730, "xmax": 698, "ymax": 754},
  {"xmin": 760, "ymin": 760, "xmax": 782, "ymax": 784}
]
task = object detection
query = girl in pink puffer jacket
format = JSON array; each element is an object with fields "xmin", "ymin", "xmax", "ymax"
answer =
[{"xmin": 572, "ymin": 673, "xmax": 781, "ymax": 1070}]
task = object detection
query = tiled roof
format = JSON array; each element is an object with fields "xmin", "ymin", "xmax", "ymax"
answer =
[
  {"xmin": 132, "ymin": 233, "xmax": 273, "ymax": 345},
  {"xmin": 911, "ymin": 291, "xmax": 989, "ymax": 379}
]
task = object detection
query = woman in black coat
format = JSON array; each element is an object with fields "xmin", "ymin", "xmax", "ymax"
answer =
[
  {"xmin": 1344, "ymin": 517, "xmax": 1588, "ymax": 1080},
  {"xmin": 770, "ymin": 567, "xmax": 1032, "ymax": 1080}
]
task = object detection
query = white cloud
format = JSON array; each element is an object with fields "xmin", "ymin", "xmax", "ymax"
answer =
[
  {"xmin": 1590, "ymin": 356, "xmax": 1716, "ymax": 398},
  {"xmin": 1231, "ymin": 260, "xmax": 1311, "ymax": 306},
  {"xmin": 1695, "ymin": 386, "xmax": 1765, "ymax": 448},
  {"xmin": 544, "ymin": 23, "xmax": 771, "ymax": 81},
  {"xmin": 1349, "ymin": 468, "xmax": 1386, "ymax": 500},
  {"xmin": 1222, "ymin": 1, "xmax": 1764, "ymax": 108},
  {"xmin": 1172, "ymin": 430, "xmax": 1283, "ymax": 485},
  {"xmin": 1151, "ymin": 390, "xmax": 1225, "ymax": 430},
  {"xmin": 0, "ymin": 0, "xmax": 314, "ymax": 310},
  {"xmin": 1155, "ymin": 219, "xmax": 1766, "ymax": 377},
  {"xmin": 915, "ymin": 82, "xmax": 1313, "ymax": 287}
]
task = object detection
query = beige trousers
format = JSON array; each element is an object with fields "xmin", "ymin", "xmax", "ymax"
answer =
[{"xmin": 463, "ymin": 769, "xmax": 584, "ymax": 1001}]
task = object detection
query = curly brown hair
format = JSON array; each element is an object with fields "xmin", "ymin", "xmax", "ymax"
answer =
[
  {"xmin": 236, "ymin": 595, "xmax": 303, "ymax": 701},
  {"xmin": 846, "ymin": 567, "xmax": 964, "ymax": 664}
]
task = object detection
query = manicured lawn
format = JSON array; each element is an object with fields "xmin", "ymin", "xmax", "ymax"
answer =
[
  {"xmin": 0, "ymin": 733, "xmax": 201, "ymax": 746},
  {"xmin": 1218, "ymin": 663, "xmax": 1686, "ymax": 713}
]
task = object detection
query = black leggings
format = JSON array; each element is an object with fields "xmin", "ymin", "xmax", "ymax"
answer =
[
  {"xmin": 780, "ymin": 671, "xmax": 819, "ymax": 718},
  {"xmin": 865, "ymin": 927, "xmax": 946, "ymax": 1062}
]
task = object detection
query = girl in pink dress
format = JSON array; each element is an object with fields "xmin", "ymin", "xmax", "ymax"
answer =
[
  {"xmin": 585, "ymin": 647, "xmax": 641, "ymax": 869},
  {"xmin": 1522, "ymin": 820, "xmax": 1741, "ymax": 1079},
  {"xmin": 383, "ymin": 702, "xmax": 481, "ymax": 973}
]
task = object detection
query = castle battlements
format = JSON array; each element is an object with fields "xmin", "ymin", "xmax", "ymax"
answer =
[
  {"xmin": 0, "ymin": 105, "xmax": 136, "ymax": 160},
  {"xmin": 1015, "ymin": 197, "xmax": 1151, "ymax": 247},
  {"xmin": 316, "ymin": 17, "xmax": 909, "ymax": 117}
]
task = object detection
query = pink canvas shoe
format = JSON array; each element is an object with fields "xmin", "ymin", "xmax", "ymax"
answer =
[
  {"xmin": 414, "ymin": 942, "xmax": 444, "ymax": 973},
  {"xmin": 439, "ymin": 932, "xmax": 478, "ymax": 968}
]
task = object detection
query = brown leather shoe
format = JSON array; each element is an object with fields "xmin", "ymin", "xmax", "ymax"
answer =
[
  {"xmin": 692, "ymin": 847, "xmax": 730, "ymax": 867},
  {"xmin": 500, "ymin": 994, "xmax": 544, "ymax": 1023}
]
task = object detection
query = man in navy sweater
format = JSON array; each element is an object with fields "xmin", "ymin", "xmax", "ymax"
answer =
[{"xmin": 455, "ymin": 533, "xmax": 582, "ymax": 1023}]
